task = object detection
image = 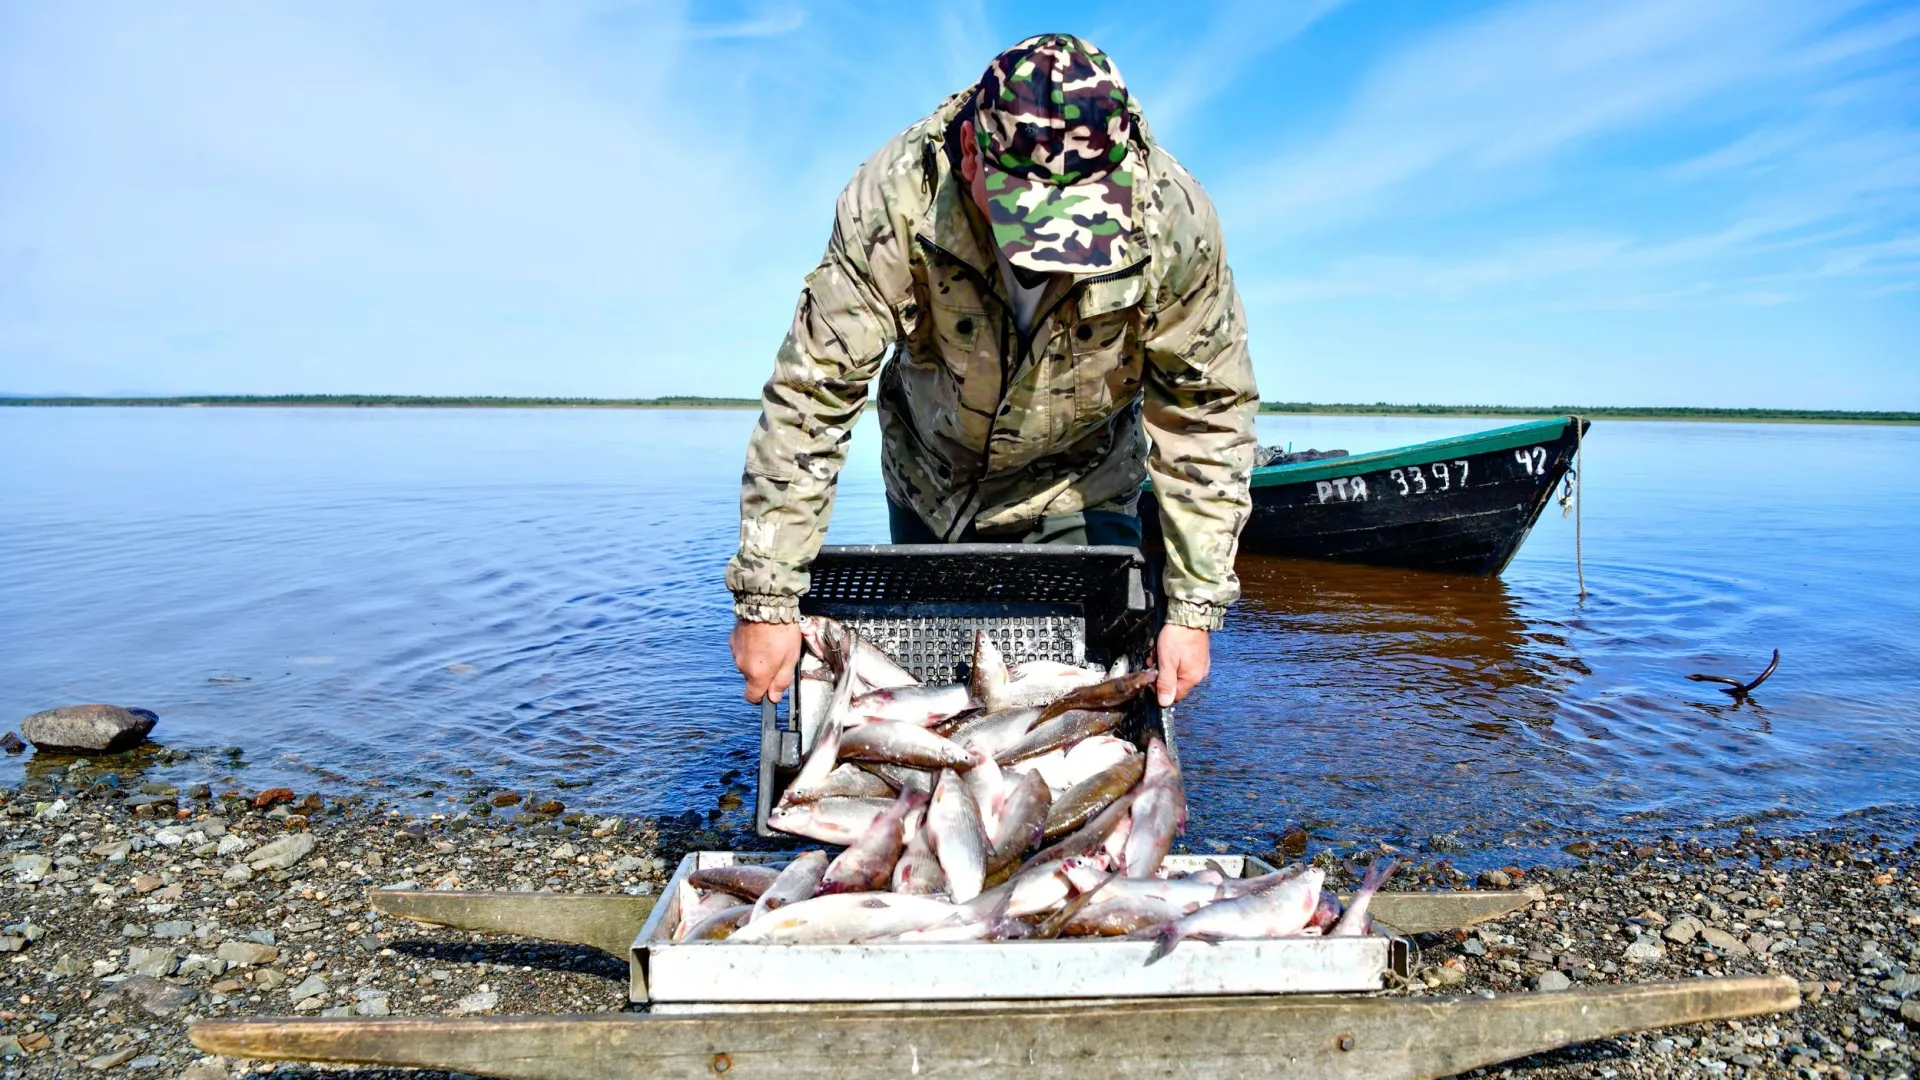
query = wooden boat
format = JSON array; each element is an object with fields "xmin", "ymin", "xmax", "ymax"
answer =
[
  {"xmin": 186, "ymin": 883, "xmax": 1799, "ymax": 1079},
  {"xmin": 1143, "ymin": 416, "xmax": 1588, "ymax": 576}
]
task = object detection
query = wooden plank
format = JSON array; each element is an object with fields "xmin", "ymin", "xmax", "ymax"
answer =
[
  {"xmin": 367, "ymin": 890, "xmax": 652, "ymax": 959},
  {"xmin": 1360, "ymin": 886, "xmax": 1545, "ymax": 935},
  {"xmin": 190, "ymin": 974, "xmax": 1798, "ymax": 1080}
]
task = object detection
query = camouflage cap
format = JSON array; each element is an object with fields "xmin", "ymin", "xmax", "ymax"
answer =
[{"xmin": 972, "ymin": 34, "xmax": 1135, "ymax": 273}]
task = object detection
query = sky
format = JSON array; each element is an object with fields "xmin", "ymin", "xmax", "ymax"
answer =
[{"xmin": 1, "ymin": 0, "xmax": 1916, "ymax": 407}]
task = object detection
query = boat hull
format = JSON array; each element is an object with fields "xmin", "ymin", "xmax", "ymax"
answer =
[{"xmin": 1144, "ymin": 417, "xmax": 1588, "ymax": 577}]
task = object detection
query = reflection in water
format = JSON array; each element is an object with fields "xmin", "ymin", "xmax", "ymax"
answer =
[
  {"xmin": 1231, "ymin": 554, "xmax": 1575, "ymax": 733},
  {"xmin": 1179, "ymin": 556, "xmax": 1595, "ymax": 859}
]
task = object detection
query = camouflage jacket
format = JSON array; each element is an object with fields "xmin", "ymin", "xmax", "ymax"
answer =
[{"xmin": 726, "ymin": 94, "xmax": 1259, "ymax": 629}]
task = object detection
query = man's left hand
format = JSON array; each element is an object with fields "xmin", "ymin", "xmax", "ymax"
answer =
[{"xmin": 1153, "ymin": 624, "xmax": 1211, "ymax": 707}]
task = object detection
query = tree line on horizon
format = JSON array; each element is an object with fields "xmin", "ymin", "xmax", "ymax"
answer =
[{"xmin": 2, "ymin": 393, "xmax": 1913, "ymax": 423}]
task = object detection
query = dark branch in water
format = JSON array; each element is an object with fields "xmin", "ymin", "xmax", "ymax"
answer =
[{"xmin": 1687, "ymin": 649, "xmax": 1781, "ymax": 697}]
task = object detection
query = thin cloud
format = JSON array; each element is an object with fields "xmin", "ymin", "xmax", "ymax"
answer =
[
  {"xmin": 1144, "ymin": 0, "xmax": 1353, "ymax": 136},
  {"xmin": 1228, "ymin": 0, "xmax": 1871, "ymax": 235},
  {"xmin": 685, "ymin": 7, "xmax": 806, "ymax": 41}
]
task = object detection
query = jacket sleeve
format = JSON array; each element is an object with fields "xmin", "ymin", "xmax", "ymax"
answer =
[
  {"xmin": 725, "ymin": 176, "xmax": 901, "ymax": 622},
  {"xmin": 1141, "ymin": 177, "xmax": 1260, "ymax": 631}
]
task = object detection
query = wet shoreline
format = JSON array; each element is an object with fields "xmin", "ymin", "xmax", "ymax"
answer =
[{"xmin": 4, "ymin": 758, "xmax": 1917, "ymax": 1079}]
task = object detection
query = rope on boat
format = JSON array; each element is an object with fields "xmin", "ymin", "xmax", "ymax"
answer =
[{"xmin": 1575, "ymin": 416, "xmax": 1586, "ymax": 600}]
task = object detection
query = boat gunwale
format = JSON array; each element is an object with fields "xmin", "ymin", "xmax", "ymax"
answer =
[{"xmin": 1243, "ymin": 416, "xmax": 1576, "ymax": 490}]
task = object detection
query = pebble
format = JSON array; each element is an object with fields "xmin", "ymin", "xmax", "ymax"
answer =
[
  {"xmin": 177, "ymin": 1058, "xmax": 229, "ymax": 1080},
  {"xmin": 216, "ymin": 940, "xmax": 279, "ymax": 967},
  {"xmin": 1699, "ymin": 925, "xmax": 1751, "ymax": 957},
  {"xmin": 1624, "ymin": 934, "xmax": 1666, "ymax": 964},
  {"xmin": 11, "ymin": 853, "xmax": 53, "ymax": 882},
  {"xmin": 453, "ymin": 990, "xmax": 500, "ymax": 1014},
  {"xmin": 98, "ymin": 974, "xmax": 198, "ymax": 1016},
  {"xmin": 288, "ymin": 973, "xmax": 329, "ymax": 1004},
  {"xmin": 84, "ymin": 1047, "xmax": 139, "ymax": 1070},
  {"xmin": 126, "ymin": 946, "xmax": 180, "ymax": 977},
  {"xmin": 246, "ymin": 831, "xmax": 316, "ymax": 870},
  {"xmin": 1663, "ymin": 914, "xmax": 1703, "ymax": 944},
  {"xmin": 1535, "ymin": 970, "xmax": 1573, "ymax": 992}
]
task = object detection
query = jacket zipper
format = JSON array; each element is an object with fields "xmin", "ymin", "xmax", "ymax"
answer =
[{"xmin": 912, "ymin": 234, "xmax": 1147, "ymax": 542}]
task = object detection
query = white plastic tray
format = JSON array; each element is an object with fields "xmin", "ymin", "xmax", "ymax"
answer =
[{"xmin": 632, "ymin": 851, "xmax": 1405, "ymax": 1010}]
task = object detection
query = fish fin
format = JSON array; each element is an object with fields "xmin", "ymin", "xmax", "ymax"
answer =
[{"xmin": 1142, "ymin": 922, "xmax": 1183, "ymax": 966}]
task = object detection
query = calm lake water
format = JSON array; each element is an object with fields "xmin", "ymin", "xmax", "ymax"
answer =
[{"xmin": 4, "ymin": 407, "xmax": 1917, "ymax": 866}]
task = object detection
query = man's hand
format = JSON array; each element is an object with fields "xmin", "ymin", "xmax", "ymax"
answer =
[
  {"xmin": 732, "ymin": 619, "xmax": 803, "ymax": 704},
  {"xmin": 1153, "ymin": 624, "xmax": 1211, "ymax": 708}
]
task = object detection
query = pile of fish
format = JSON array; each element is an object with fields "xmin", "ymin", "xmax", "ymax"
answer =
[{"xmin": 674, "ymin": 616, "xmax": 1397, "ymax": 962}]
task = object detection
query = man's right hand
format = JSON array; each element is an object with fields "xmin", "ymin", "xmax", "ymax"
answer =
[{"xmin": 731, "ymin": 619, "xmax": 804, "ymax": 704}]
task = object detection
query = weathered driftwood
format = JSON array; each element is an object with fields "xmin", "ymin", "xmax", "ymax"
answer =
[
  {"xmin": 366, "ymin": 885, "xmax": 1537, "ymax": 969},
  {"xmin": 191, "ymin": 974, "xmax": 1797, "ymax": 1080},
  {"xmin": 367, "ymin": 890, "xmax": 653, "ymax": 959},
  {"xmin": 1359, "ymin": 885, "xmax": 1545, "ymax": 935}
]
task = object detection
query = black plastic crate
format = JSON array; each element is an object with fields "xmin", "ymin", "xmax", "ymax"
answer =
[{"xmin": 755, "ymin": 543, "xmax": 1171, "ymax": 837}]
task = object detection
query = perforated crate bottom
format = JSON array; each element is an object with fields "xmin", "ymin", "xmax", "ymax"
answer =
[{"xmin": 839, "ymin": 614, "xmax": 1086, "ymax": 684}]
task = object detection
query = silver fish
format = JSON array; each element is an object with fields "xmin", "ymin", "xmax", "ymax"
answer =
[
  {"xmin": 891, "ymin": 805, "xmax": 947, "ymax": 897},
  {"xmin": 1000, "ymin": 855, "xmax": 1106, "ymax": 917},
  {"xmin": 1309, "ymin": 889, "xmax": 1344, "ymax": 934},
  {"xmin": 1143, "ymin": 867, "xmax": 1327, "ymax": 964},
  {"xmin": 799, "ymin": 615, "xmax": 919, "ymax": 692},
  {"xmin": 994, "ymin": 709, "xmax": 1125, "ymax": 765},
  {"xmin": 1005, "ymin": 747, "xmax": 1072, "ymax": 795},
  {"xmin": 1061, "ymin": 735, "xmax": 1137, "ymax": 783},
  {"xmin": 1025, "ymin": 790, "xmax": 1136, "ymax": 870},
  {"xmin": 1061, "ymin": 895, "xmax": 1186, "ymax": 937},
  {"xmin": 1107, "ymin": 655, "xmax": 1132, "ymax": 678},
  {"xmin": 1004, "ymin": 661, "xmax": 1106, "ymax": 708},
  {"xmin": 765, "ymin": 796, "xmax": 892, "ymax": 845},
  {"xmin": 985, "ymin": 769, "xmax": 1052, "ymax": 878},
  {"xmin": 839, "ymin": 720, "xmax": 970, "ymax": 769},
  {"xmin": 1121, "ymin": 737, "xmax": 1185, "ymax": 878},
  {"xmin": 1332, "ymin": 859, "xmax": 1399, "ymax": 937},
  {"xmin": 969, "ymin": 631, "xmax": 1011, "ymax": 713},
  {"xmin": 1034, "ymin": 670, "xmax": 1156, "ymax": 724},
  {"xmin": 891, "ymin": 889, "xmax": 1019, "ymax": 942},
  {"xmin": 673, "ymin": 880, "xmax": 739, "ymax": 942},
  {"xmin": 848, "ymin": 683, "xmax": 971, "ymax": 727},
  {"xmin": 857, "ymin": 761, "xmax": 935, "ymax": 797},
  {"xmin": 680, "ymin": 903, "xmax": 753, "ymax": 941},
  {"xmin": 783, "ymin": 664, "xmax": 851, "ymax": 802},
  {"xmin": 1103, "ymin": 813, "xmax": 1132, "ymax": 862},
  {"xmin": 750, "ymin": 851, "xmax": 829, "ymax": 921},
  {"xmin": 795, "ymin": 653, "xmax": 837, "ymax": 753},
  {"xmin": 818, "ymin": 789, "xmax": 926, "ymax": 896},
  {"xmin": 1043, "ymin": 752, "xmax": 1146, "ymax": 839},
  {"xmin": 786, "ymin": 762, "xmax": 896, "ymax": 803},
  {"xmin": 948, "ymin": 706, "xmax": 1043, "ymax": 757},
  {"xmin": 961, "ymin": 746, "xmax": 1006, "ymax": 840},
  {"xmin": 1078, "ymin": 874, "xmax": 1222, "ymax": 914},
  {"xmin": 728, "ymin": 891, "xmax": 960, "ymax": 945},
  {"xmin": 927, "ymin": 768, "xmax": 987, "ymax": 903},
  {"xmin": 687, "ymin": 865, "xmax": 782, "ymax": 902}
]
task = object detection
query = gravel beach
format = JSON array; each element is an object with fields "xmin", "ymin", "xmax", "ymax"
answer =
[{"xmin": 2, "ymin": 757, "xmax": 1915, "ymax": 1080}]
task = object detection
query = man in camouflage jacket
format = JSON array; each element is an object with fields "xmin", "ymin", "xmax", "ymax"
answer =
[{"xmin": 729, "ymin": 34, "xmax": 1259, "ymax": 708}]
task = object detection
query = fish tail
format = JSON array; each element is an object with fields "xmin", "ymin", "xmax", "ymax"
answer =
[{"xmin": 1143, "ymin": 923, "xmax": 1183, "ymax": 966}]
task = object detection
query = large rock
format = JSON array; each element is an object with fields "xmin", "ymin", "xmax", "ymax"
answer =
[{"xmin": 19, "ymin": 704, "xmax": 157, "ymax": 753}]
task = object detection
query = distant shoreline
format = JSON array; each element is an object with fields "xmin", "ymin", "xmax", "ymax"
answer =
[{"xmin": 3, "ymin": 394, "xmax": 1916, "ymax": 425}]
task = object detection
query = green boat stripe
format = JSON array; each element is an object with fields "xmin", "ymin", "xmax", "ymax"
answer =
[{"xmin": 1143, "ymin": 417, "xmax": 1573, "ymax": 492}]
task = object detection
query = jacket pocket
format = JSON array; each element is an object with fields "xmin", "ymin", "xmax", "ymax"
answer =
[{"xmin": 1071, "ymin": 307, "xmax": 1142, "ymax": 429}]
